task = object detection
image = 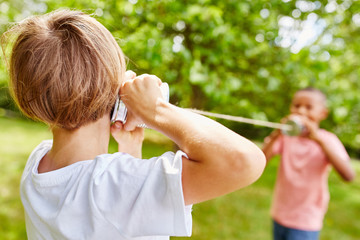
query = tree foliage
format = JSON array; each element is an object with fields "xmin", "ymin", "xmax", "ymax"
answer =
[{"xmin": 0, "ymin": 0, "xmax": 359, "ymax": 155}]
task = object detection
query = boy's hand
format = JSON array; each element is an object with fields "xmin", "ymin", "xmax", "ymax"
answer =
[
  {"xmin": 300, "ymin": 117, "xmax": 320, "ymax": 141},
  {"xmin": 286, "ymin": 114, "xmax": 320, "ymax": 140},
  {"xmin": 120, "ymin": 74, "xmax": 163, "ymax": 131},
  {"xmin": 110, "ymin": 121, "xmax": 144, "ymax": 158}
]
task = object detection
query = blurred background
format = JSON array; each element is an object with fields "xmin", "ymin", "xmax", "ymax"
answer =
[{"xmin": 0, "ymin": 0, "xmax": 359, "ymax": 239}]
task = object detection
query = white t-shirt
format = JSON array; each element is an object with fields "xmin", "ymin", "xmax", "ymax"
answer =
[{"xmin": 20, "ymin": 140, "xmax": 192, "ymax": 240}]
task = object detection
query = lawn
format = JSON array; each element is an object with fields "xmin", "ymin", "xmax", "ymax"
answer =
[{"xmin": 0, "ymin": 116, "xmax": 359, "ymax": 240}]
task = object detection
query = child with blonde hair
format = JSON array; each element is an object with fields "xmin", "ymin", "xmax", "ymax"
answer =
[
  {"xmin": 262, "ymin": 87, "xmax": 355, "ymax": 240},
  {"xmin": 2, "ymin": 10, "xmax": 266, "ymax": 239}
]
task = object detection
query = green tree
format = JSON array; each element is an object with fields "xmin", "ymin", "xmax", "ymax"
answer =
[{"xmin": 1, "ymin": 0, "xmax": 359, "ymax": 155}]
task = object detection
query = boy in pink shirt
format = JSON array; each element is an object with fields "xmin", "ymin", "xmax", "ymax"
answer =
[{"xmin": 262, "ymin": 88, "xmax": 355, "ymax": 240}]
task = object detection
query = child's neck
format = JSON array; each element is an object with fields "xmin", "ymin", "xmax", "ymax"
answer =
[{"xmin": 38, "ymin": 115, "xmax": 111, "ymax": 173}]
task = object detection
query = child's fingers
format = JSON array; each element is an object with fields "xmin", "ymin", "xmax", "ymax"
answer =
[
  {"xmin": 111, "ymin": 121, "xmax": 123, "ymax": 129},
  {"xmin": 146, "ymin": 74, "xmax": 162, "ymax": 86},
  {"xmin": 136, "ymin": 74, "xmax": 162, "ymax": 86},
  {"xmin": 110, "ymin": 121, "xmax": 124, "ymax": 134},
  {"xmin": 125, "ymin": 70, "xmax": 136, "ymax": 81},
  {"xmin": 124, "ymin": 121, "xmax": 137, "ymax": 131},
  {"xmin": 123, "ymin": 112, "xmax": 142, "ymax": 131}
]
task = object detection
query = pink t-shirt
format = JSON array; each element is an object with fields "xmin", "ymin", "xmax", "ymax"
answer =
[{"xmin": 270, "ymin": 129, "xmax": 350, "ymax": 231}]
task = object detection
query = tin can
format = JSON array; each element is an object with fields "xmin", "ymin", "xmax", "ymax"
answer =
[{"xmin": 281, "ymin": 117, "xmax": 305, "ymax": 136}]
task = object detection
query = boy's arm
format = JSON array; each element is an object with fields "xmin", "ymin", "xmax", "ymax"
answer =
[
  {"xmin": 316, "ymin": 138, "xmax": 355, "ymax": 182},
  {"xmin": 304, "ymin": 118, "xmax": 355, "ymax": 182},
  {"xmin": 121, "ymin": 75, "xmax": 266, "ymax": 205}
]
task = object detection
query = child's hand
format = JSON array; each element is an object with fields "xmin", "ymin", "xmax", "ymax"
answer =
[
  {"xmin": 110, "ymin": 121, "xmax": 144, "ymax": 158},
  {"xmin": 120, "ymin": 74, "xmax": 163, "ymax": 131},
  {"xmin": 300, "ymin": 117, "xmax": 320, "ymax": 141},
  {"xmin": 286, "ymin": 114, "xmax": 319, "ymax": 140}
]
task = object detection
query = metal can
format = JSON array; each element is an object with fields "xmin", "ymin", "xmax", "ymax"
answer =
[{"xmin": 281, "ymin": 117, "xmax": 305, "ymax": 136}]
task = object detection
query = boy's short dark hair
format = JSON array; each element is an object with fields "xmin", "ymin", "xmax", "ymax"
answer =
[
  {"xmin": 1, "ymin": 9, "xmax": 126, "ymax": 129},
  {"xmin": 298, "ymin": 87, "xmax": 326, "ymax": 96},
  {"xmin": 297, "ymin": 87, "xmax": 327, "ymax": 106}
]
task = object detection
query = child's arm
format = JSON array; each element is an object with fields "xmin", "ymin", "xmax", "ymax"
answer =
[
  {"xmin": 316, "ymin": 138, "xmax": 355, "ymax": 181},
  {"xmin": 304, "ymin": 118, "xmax": 355, "ymax": 182},
  {"xmin": 121, "ymin": 75, "xmax": 266, "ymax": 205}
]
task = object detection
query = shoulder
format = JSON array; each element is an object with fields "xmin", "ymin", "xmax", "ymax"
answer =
[
  {"xmin": 92, "ymin": 150, "xmax": 188, "ymax": 179},
  {"xmin": 317, "ymin": 129, "xmax": 343, "ymax": 144},
  {"xmin": 22, "ymin": 140, "xmax": 53, "ymax": 179},
  {"xmin": 318, "ymin": 128, "xmax": 336, "ymax": 137},
  {"xmin": 317, "ymin": 129, "xmax": 349, "ymax": 156},
  {"xmin": 30, "ymin": 140, "xmax": 53, "ymax": 158}
]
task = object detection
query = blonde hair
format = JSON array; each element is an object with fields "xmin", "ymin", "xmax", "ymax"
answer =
[{"xmin": 1, "ymin": 9, "xmax": 125, "ymax": 130}]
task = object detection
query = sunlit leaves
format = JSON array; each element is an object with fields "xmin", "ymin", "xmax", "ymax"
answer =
[{"xmin": 0, "ymin": 0, "xmax": 359, "ymax": 153}]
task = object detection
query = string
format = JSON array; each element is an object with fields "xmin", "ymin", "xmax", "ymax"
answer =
[{"xmin": 187, "ymin": 108, "xmax": 292, "ymax": 131}]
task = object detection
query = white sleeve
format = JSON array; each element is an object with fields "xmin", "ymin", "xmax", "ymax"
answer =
[{"xmin": 92, "ymin": 150, "xmax": 192, "ymax": 238}]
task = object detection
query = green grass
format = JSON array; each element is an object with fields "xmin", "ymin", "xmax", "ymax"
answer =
[{"xmin": 1, "ymin": 116, "xmax": 359, "ymax": 240}]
